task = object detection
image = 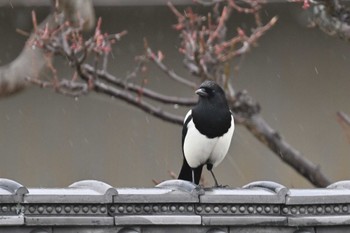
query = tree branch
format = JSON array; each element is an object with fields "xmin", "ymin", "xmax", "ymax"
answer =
[
  {"xmin": 0, "ymin": 0, "xmax": 95, "ymax": 97},
  {"xmin": 94, "ymin": 81, "xmax": 184, "ymax": 124},
  {"xmin": 145, "ymin": 47, "xmax": 197, "ymax": 89},
  {"xmin": 26, "ymin": 76, "xmax": 88, "ymax": 97},
  {"xmin": 78, "ymin": 67, "xmax": 184, "ymax": 125},
  {"xmin": 82, "ymin": 64, "xmax": 197, "ymax": 106},
  {"xmin": 246, "ymin": 116, "xmax": 331, "ymax": 187},
  {"xmin": 295, "ymin": 0, "xmax": 350, "ymax": 40},
  {"xmin": 231, "ymin": 90, "xmax": 331, "ymax": 187},
  {"xmin": 337, "ymin": 111, "xmax": 350, "ymax": 144}
]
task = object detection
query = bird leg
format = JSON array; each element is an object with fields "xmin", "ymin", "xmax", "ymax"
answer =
[
  {"xmin": 209, "ymin": 169, "xmax": 220, "ymax": 187},
  {"xmin": 207, "ymin": 164, "xmax": 219, "ymax": 187},
  {"xmin": 192, "ymin": 169, "xmax": 195, "ymax": 184}
]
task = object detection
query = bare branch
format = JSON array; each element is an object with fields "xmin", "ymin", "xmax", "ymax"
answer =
[
  {"xmin": 145, "ymin": 47, "xmax": 197, "ymax": 89},
  {"xmin": 82, "ymin": 64, "xmax": 197, "ymax": 106},
  {"xmin": 228, "ymin": 0, "xmax": 262, "ymax": 14},
  {"xmin": 232, "ymin": 90, "xmax": 332, "ymax": 187},
  {"xmin": 218, "ymin": 16, "xmax": 278, "ymax": 62},
  {"xmin": 0, "ymin": 0, "xmax": 95, "ymax": 97},
  {"xmin": 26, "ymin": 76, "xmax": 88, "ymax": 97},
  {"xmin": 338, "ymin": 111, "xmax": 350, "ymax": 125},
  {"xmin": 193, "ymin": 0, "xmax": 226, "ymax": 6},
  {"xmin": 245, "ymin": 114, "xmax": 331, "ymax": 187},
  {"xmin": 293, "ymin": 0, "xmax": 350, "ymax": 40},
  {"xmin": 337, "ymin": 111, "xmax": 350, "ymax": 144},
  {"xmin": 207, "ymin": 6, "xmax": 229, "ymax": 44},
  {"xmin": 93, "ymin": 79, "xmax": 184, "ymax": 125}
]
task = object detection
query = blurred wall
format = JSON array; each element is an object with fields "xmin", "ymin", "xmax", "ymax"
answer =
[{"xmin": 0, "ymin": 3, "xmax": 349, "ymax": 188}]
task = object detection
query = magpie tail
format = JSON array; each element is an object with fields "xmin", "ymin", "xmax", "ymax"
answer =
[{"xmin": 178, "ymin": 159, "xmax": 203, "ymax": 185}]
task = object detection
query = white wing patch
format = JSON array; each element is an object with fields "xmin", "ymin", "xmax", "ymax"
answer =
[
  {"xmin": 183, "ymin": 114, "xmax": 234, "ymax": 168},
  {"xmin": 183, "ymin": 110, "xmax": 192, "ymax": 123}
]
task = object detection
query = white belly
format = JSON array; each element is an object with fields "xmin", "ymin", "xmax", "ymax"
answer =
[{"xmin": 183, "ymin": 116, "xmax": 234, "ymax": 168}]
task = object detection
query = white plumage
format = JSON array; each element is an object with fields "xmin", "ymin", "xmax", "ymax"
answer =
[{"xmin": 183, "ymin": 110, "xmax": 235, "ymax": 168}]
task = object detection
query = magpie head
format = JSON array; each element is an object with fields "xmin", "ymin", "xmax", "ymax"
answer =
[{"xmin": 195, "ymin": 81, "xmax": 226, "ymax": 101}]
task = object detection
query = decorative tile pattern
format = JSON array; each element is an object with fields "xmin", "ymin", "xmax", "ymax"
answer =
[{"xmin": 1, "ymin": 178, "xmax": 350, "ymax": 231}]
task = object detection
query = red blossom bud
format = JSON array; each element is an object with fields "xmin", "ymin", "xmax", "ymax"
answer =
[
  {"xmin": 237, "ymin": 27, "xmax": 245, "ymax": 37},
  {"xmin": 303, "ymin": 0, "xmax": 310, "ymax": 9},
  {"xmin": 157, "ymin": 50, "xmax": 165, "ymax": 62}
]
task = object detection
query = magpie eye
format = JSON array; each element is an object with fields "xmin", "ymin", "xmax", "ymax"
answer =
[{"xmin": 206, "ymin": 88, "xmax": 214, "ymax": 94}]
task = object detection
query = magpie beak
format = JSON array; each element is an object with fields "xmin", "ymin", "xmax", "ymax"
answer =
[{"xmin": 195, "ymin": 88, "xmax": 208, "ymax": 97}]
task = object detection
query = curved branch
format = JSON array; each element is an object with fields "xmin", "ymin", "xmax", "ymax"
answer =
[
  {"xmin": 72, "ymin": 64, "xmax": 184, "ymax": 125},
  {"xmin": 146, "ymin": 48, "xmax": 197, "ymax": 89},
  {"xmin": 218, "ymin": 16, "xmax": 278, "ymax": 62},
  {"xmin": 244, "ymin": 115, "xmax": 331, "ymax": 187},
  {"xmin": 232, "ymin": 90, "xmax": 332, "ymax": 187},
  {"xmin": 310, "ymin": 0, "xmax": 350, "ymax": 40},
  {"xmin": 0, "ymin": 0, "xmax": 95, "ymax": 97},
  {"xmin": 93, "ymin": 80, "xmax": 184, "ymax": 125},
  {"xmin": 82, "ymin": 64, "xmax": 198, "ymax": 106},
  {"xmin": 337, "ymin": 111, "xmax": 350, "ymax": 144},
  {"xmin": 337, "ymin": 111, "xmax": 350, "ymax": 125},
  {"xmin": 26, "ymin": 76, "xmax": 88, "ymax": 97}
]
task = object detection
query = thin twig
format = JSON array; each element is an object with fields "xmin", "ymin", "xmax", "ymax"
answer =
[
  {"xmin": 146, "ymin": 48, "xmax": 197, "ymax": 89},
  {"xmin": 93, "ymin": 79, "xmax": 184, "ymax": 124},
  {"xmin": 26, "ymin": 76, "xmax": 88, "ymax": 97},
  {"xmin": 219, "ymin": 16, "xmax": 278, "ymax": 62},
  {"xmin": 82, "ymin": 64, "xmax": 197, "ymax": 106},
  {"xmin": 337, "ymin": 111, "xmax": 350, "ymax": 144}
]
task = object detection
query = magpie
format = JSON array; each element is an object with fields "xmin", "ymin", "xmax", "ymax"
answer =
[{"xmin": 178, "ymin": 80, "xmax": 235, "ymax": 186}]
